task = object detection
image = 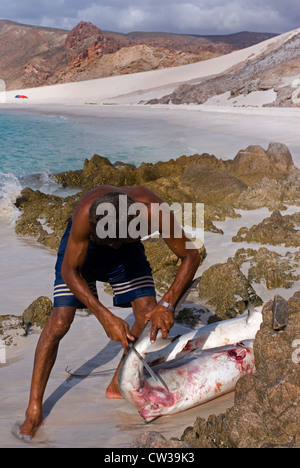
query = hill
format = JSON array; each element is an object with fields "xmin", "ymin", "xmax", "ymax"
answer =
[
  {"xmin": 148, "ymin": 28, "xmax": 300, "ymax": 107},
  {"xmin": 0, "ymin": 20, "xmax": 277, "ymax": 90}
]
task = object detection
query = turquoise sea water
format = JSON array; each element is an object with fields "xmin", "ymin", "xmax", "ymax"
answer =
[
  {"xmin": 0, "ymin": 109, "xmax": 199, "ymax": 219},
  {"xmin": 0, "ymin": 111, "xmax": 194, "ymax": 180}
]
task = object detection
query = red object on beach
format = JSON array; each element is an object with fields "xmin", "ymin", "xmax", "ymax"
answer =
[{"xmin": 15, "ymin": 95, "xmax": 28, "ymax": 99}]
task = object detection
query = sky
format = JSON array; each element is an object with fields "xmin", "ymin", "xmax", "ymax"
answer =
[{"xmin": 0, "ymin": 0, "xmax": 299, "ymax": 35}]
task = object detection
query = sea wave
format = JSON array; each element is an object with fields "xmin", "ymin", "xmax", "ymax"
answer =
[
  {"xmin": 21, "ymin": 171, "xmax": 62, "ymax": 195},
  {"xmin": 19, "ymin": 170, "xmax": 79, "ymax": 197},
  {"xmin": 0, "ymin": 172, "xmax": 22, "ymax": 225}
]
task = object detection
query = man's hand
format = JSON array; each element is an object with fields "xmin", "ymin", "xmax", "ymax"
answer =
[
  {"xmin": 102, "ymin": 313, "xmax": 135, "ymax": 349},
  {"xmin": 145, "ymin": 304, "xmax": 175, "ymax": 343}
]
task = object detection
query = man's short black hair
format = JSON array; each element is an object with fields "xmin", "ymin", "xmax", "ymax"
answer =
[{"xmin": 89, "ymin": 192, "xmax": 136, "ymax": 245}]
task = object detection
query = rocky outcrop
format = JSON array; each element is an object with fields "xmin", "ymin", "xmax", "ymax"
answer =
[
  {"xmin": 197, "ymin": 260, "xmax": 263, "ymax": 320},
  {"xmin": 65, "ymin": 21, "xmax": 115, "ymax": 52},
  {"xmin": 233, "ymin": 247, "xmax": 300, "ymax": 291},
  {"xmin": 230, "ymin": 143, "xmax": 297, "ymax": 184},
  {"xmin": 14, "ymin": 187, "xmax": 79, "ymax": 251},
  {"xmin": 22, "ymin": 296, "xmax": 53, "ymax": 329},
  {"xmin": 233, "ymin": 210, "xmax": 300, "ymax": 247},
  {"xmin": 0, "ymin": 297, "xmax": 52, "ymax": 346},
  {"xmin": 89, "ymin": 44, "xmax": 202, "ymax": 76},
  {"xmin": 55, "ymin": 142, "xmax": 299, "ymax": 199},
  {"xmin": 180, "ymin": 292, "xmax": 300, "ymax": 448},
  {"xmin": 15, "ymin": 142, "xmax": 300, "ymax": 252}
]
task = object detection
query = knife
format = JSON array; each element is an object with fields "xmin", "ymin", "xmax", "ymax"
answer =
[{"xmin": 128, "ymin": 342, "xmax": 169, "ymax": 392}]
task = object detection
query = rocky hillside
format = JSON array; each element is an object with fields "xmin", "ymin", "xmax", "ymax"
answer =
[
  {"xmin": 0, "ymin": 20, "xmax": 277, "ymax": 90},
  {"xmin": 44, "ymin": 44, "xmax": 206, "ymax": 86},
  {"xmin": 148, "ymin": 29, "xmax": 300, "ymax": 107}
]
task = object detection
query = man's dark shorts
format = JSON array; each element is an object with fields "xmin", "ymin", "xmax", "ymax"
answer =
[{"xmin": 53, "ymin": 219, "xmax": 156, "ymax": 309}]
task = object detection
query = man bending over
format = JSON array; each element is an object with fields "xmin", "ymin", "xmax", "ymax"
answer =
[{"xmin": 19, "ymin": 185, "xmax": 201, "ymax": 439}]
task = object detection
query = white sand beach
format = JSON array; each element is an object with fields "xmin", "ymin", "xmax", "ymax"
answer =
[{"xmin": 1, "ymin": 29, "xmax": 300, "ymax": 448}]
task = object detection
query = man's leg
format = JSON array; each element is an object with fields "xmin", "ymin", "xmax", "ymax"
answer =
[
  {"xmin": 19, "ymin": 306, "xmax": 76, "ymax": 439},
  {"xmin": 106, "ymin": 296, "xmax": 157, "ymax": 399}
]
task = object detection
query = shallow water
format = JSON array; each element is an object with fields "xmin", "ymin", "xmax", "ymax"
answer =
[
  {"xmin": 0, "ymin": 222, "xmax": 56, "ymax": 315},
  {"xmin": 0, "ymin": 110, "xmax": 198, "ymax": 179}
]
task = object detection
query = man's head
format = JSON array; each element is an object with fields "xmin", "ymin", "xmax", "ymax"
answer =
[{"xmin": 89, "ymin": 192, "xmax": 137, "ymax": 248}]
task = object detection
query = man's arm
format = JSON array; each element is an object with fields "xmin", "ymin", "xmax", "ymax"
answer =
[
  {"xmin": 146, "ymin": 229, "xmax": 201, "ymax": 342},
  {"xmin": 161, "ymin": 227, "xmax": 201, "ymax": 307},
  {"xmin": 61, "ymin": 206, "xmax": 134, "ymax": 348}
]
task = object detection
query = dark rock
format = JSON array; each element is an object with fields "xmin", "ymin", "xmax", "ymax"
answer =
[
  {"xmin": 22, "ymin": 296, "xmax": 53, "ymax": 329},
  {"xmin": 272, "ymin": 295, "xmax": 289, "ymax": 330}
]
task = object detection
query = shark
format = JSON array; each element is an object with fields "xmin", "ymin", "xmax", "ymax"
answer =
[{"xmin": 118, "ymin": 307, "xmax": 262, "ymax": 422}]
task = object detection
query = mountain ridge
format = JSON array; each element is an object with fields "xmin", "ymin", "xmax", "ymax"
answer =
[{"xmin": 0, "ymin": 19, "xmax": 278, "ymax": 90}]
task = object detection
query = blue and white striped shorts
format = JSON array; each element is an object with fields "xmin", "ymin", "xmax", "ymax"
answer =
[{"xmin": 53, "ymin": 219, "xmax": 156, "ymax": 309}]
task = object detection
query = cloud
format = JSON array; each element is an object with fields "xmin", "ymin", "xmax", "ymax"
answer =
[{"xmin": 0, "ymin": 0, "xmax": 299, "ymax": 34}]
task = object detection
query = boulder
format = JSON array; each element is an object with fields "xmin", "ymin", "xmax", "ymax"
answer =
[
  {"xmin": 22, "ymin": 296, "xmax": 53, "ymax": 329},
  {"xmin": 198, "ymin": 260, "xmax": 263, "ymax": 320},
  {"xmin": 230, "ymin": 143, "xmax": 298, "ymax": 184},
  {"xmin": 231, "ymin": 145, "xmax": 276, "ymax": 183},
  {"xmin": 266, "ymin": 142, "xmax": 296, "ymax": 173}
]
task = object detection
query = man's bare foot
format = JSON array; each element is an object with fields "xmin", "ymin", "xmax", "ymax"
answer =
[
  {"xmin": 106, "ymin": 382, "xmax": 124, "ymax": 399},
  {"xmin": 17, "ymin": 409, "xmax": 43, "ymax": 440}
]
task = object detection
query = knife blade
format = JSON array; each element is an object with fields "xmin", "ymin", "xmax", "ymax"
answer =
[{"xmin": 129, "ymin": 343, "xmax": 169, "ymax": 392}]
